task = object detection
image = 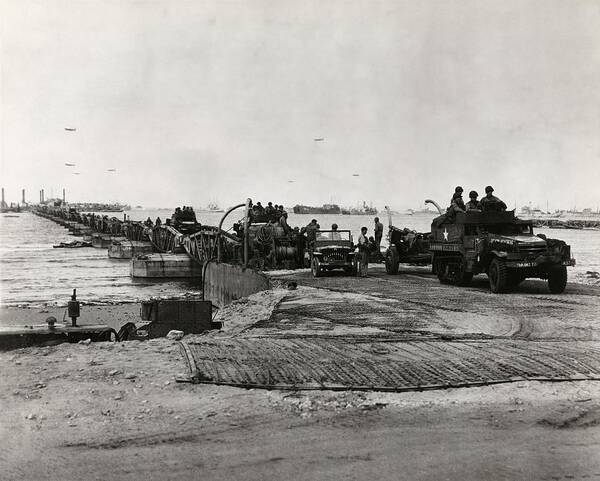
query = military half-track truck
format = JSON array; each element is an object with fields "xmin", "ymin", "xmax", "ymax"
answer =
[{"xmin": 429, "ymin": 210, "xmax": 575, "ymax": 293}]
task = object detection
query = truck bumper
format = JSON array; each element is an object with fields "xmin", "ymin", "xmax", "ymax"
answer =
[{"xmin": 505, "ymin": 258, "xmax": 575, "ymax": 269}]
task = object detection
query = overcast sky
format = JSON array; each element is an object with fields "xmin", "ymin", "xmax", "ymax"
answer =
[{"xmin": 1, "ymin": 0, "xmax": 599, "ymax": 211}]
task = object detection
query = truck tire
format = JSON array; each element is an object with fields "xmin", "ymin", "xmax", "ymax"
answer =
[
  {"xmin": 456, "ymin": 269, "xmax": 473, "ymax": 287},
  {"xmin": 548, "ymin": 266, "xmax": 567, "ymax": 294},
  {"xmin": 507, "ymin": 271, "xmax": 526, "ymax": 290},
  {"xmin": 434, "ymin": 256, "xmax": 451, "ymax": 284},
  {"xmin": 488, "ymin": 257, "xmax": 508, "ymax": 293},
  {"xmin": 311, "ymin": 257, "xmax": 323, "ymax": 278},
  {"xmin": 385, "ymin": 248, "xmax": 399, "ymax": 274}
]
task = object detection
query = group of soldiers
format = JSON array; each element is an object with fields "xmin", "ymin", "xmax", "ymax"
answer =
[
  {"xmin": 80, "ymin": 212, "xmax": 122, "ymax": 235},
  {"xmin": 171, "ymin": 206, "xmax": 198, "ymax": 227},
  {"xmin": 249, "ymin": 201, "xmax": 288, "ymax": 224},
  {"xmin": 449, "ymin": 185, "xmax": 507, "ymax": 214}
]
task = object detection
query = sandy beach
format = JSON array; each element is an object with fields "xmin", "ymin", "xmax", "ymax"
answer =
[{"xmin": 2, "ymin": 271, "xmax": 600, "ymax": 481}]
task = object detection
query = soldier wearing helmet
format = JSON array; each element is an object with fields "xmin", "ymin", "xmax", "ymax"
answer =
[
  {"xmin": 449, "ymin": 186, "xmax": 466, "ymax": 212},
  {"xmin": 480, "ymin": 186, "xmax": 507, "ymax": 212},
  {"xmin": 451, "ymin": 186, "xmax": 464, "ymax": 205},
  {"xmin": 466, "ymin": 191, "xmax": 482, "ymax": 211}
]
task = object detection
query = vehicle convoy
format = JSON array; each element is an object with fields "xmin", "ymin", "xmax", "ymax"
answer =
[
  {"xmin": 384, "ymin": 207, "xmax": 432, "ymax": 274},
  {"xmin": 309, "ymin": 229, "xmax": 357, "ymax": 277},
  {"xmin": 429, "ymin": 210, "xmax": 575, "ymax": 293}
]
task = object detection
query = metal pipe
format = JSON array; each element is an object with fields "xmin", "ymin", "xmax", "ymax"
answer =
[
  {"xmin": 243, "ymin": 198, "xmax": 251, "ymax": 268},
  {"xmin": 385, "ymin": 205, "xmax": 393, "ymax": 228},
  {"xmin": 216, "ymin": 202, "xmax": 246, "ymax": 263},
  {"xmin": 201, "ymin": 257, "xmax": 216, "ymax": 300},
  {"xmin": 425, "ymin": 199, "xmax": 443, "ymax": 215}
]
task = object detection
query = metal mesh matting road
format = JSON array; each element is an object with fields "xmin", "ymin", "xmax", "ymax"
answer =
[{"xmin": 180, "ymin": 338, "xmax": 600, "ymax": 391}]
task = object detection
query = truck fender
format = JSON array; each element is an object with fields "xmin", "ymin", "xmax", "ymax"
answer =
[{"xmin": 490, "ymin": 250, "xmax": 508, "ymax": 259}]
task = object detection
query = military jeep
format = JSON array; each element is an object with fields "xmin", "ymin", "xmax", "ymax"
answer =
[
  {"xmin": 429, "ymin": 210, "xmax": 575, "ymax": 293},
  {"xmin": 309, "ymin": 230, "xmax": 357, "ymax": 277}
]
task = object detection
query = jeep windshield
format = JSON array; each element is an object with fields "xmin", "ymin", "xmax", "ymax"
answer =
[{"xmin": 316, "ymin": 230, "xmax": 351, "ymax": 241}]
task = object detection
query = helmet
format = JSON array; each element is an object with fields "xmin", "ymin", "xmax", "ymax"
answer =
[
  {"xmin": 455, "ymin": 186, "xmax": 464, "ymax": 193},
  {"xmin": 331, "ymin": 223, "xmax": 338, "ymax": 230},
  {"xmin": 485, "ymin": 185, "xmax": 494, "ymax": 193},
  {"xmin": 469, "ymin": 190, "xmax": 478, "ymax": 198}
]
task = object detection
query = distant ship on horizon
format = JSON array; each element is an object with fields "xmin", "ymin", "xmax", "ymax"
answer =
[
  {"xmin": 197, "ymin": 202, "xmax": 224, "ymax": 213},
  {"xmin": 69, "ymin": 202, "xmax": 131, "ymax": 212},
  {"xmin": 406, "ymin": 207, "xmax": 434, "ymax": 215},
  {"xmin": 293, "ymin": 203, "xmax": 341, "ymax": 215},
  {"xmin": 341, "ymin": 201, "xmax": 377, "ymax": 216}
]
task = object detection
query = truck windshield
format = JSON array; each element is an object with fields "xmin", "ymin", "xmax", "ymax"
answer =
[{"xmin": 481, "ymin": 224, "xmax": 532, "ymax": 235}]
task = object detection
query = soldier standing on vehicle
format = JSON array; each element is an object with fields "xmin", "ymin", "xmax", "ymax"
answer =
[
  {"xmin": 279, "ymin": 211, "xmax": 292, "ymax": 234},
  {"xmin": 449, "ymin": 192, "xmax": 466, "ymax": 213},
  {"xmin": 465, "ymin": 191, "xmax": 482, "ymax": 211},
  {"xmin": 480, "ymin": 186, "xmax": 507, "ymax": 212},
  {"xmin": 357, "ymin": 227, "xmax": 369, "ymax": 277},
  {"xmin": 374, "ymin": 217, "xmax": 384, "ymax": 248},
  {"xmin": 255, "ymin": 202, "xmax": 265, "ymax": 216},
  {"xmin": 265, "ymin": 202, "xmax": 275, "ymax": 219},
  {"xmin": 451, "ymin": 186, "xmax": 465, "ymax": 207}
]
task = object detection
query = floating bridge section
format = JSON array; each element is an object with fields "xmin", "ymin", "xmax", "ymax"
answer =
[
  {"xmin": 33, "ymin": 203, "xmax": 270, "ymax": 307},
  {"xmin": 149, "ymin": 225, "xmax": 183, "ymax": 253}
]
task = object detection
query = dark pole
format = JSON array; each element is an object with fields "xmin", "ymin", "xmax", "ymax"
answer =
[
  {"xmin": 217, "ymin": 202, "xmax": 246, "ymax": 263},
  {"xmin": 243, "ymin": 198, "xmax": 251, "ymax": 268}
]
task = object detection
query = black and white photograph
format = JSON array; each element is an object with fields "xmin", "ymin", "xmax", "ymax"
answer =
[{"xmin": 1, "ymin": 1, "xmax": 599, "ymax": 479}]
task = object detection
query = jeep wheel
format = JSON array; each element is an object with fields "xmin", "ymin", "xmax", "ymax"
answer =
[
  {"xmin": 548, "ymin": 266, "xmax": 567, "ymax": 294},
  {"xmin": 488, "ymin": 258, "xmax": 508, "ymax": 293},
  {"xmin": 311, "ymin": 257, "xmax": 323, "ymax": 278},
  {"xmin": 385, "ymin": 249, "xmax": 399, "ymax": 275}
]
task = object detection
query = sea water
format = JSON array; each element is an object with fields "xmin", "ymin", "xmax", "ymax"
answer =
[{"xmin": 1, "ymin": 210, "xmax": 598, "ymax": 309}]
